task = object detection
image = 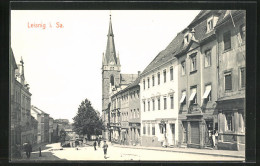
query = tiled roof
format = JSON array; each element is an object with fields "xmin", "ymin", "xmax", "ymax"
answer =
[
  {"xmin": 215, "ymin": 10, "xmax": 245, "ymax": 28},
  {"xmin": 188, "ymin": 10, "xmax": 212, "ymax": 27},
  {"xmin": 120, "ymin": 74, "xmax": 138, "ymax": 85},
  {"xmin": 141, "ymin": 32, "xmax": 184, "ymax": 76}
]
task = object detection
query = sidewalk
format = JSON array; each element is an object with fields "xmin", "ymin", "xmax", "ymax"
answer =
[{"xmin": 112, "ymin": 143, "xmax": 245, "ymax": 159}]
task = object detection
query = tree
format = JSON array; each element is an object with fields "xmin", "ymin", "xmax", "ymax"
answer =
[{"xmin": 73, "ymin": 98, "xmax": 104, "ymax": 140}]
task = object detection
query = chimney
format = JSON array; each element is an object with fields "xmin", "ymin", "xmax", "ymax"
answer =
[{"xmin": 138, "ymin": 71, "xmax": 141, "ymax": 76}]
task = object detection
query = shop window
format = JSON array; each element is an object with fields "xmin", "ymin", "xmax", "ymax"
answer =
[
  {"xmin": 240, "ymin": 67, "xmax": 245, "ymax": 88},
  {"xmin": 204, "ymin": 49, "xmax": 211, "ymax": 67},
  {"xmin": 148, "ymin": 124, "xmax": 150, "ymax": 135},
  {"xmin": 224, "ymin": 72, "xmax": 232, "ymax": 91},
  {"xmin": 143, "ymin": 125, "xmax": 146, "ymax": 135},
  {"xmin": 225, "ymin": 112, "xmax": 233, "ymax": 131},
  {"xmin": 148, "ymin": 101, "xmax": 150, "ymax": 111},
  {"xmin": 181, "ymin": 61, "xmax": 186, "ymax": 75},
  {"xmin": 223, "ymin": 31, "xmax": 231, "ymax": 51},
  {"xmin": 143, "ymin": 101, "xmax": 145, "ymax": 112},
  {"xmin": 143, "ymin": 79, "xmax": 145, "ymax": 90},
  {"xmin": 170, "ymin": 66, "xmax": 173, "ymax": 81}
]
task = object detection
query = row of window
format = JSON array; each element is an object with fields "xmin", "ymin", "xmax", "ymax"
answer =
[
  {"xmin": 121, "ymin": 109, "xmax": 140, "ymax": 121},
  {"xmin": 224, "ymin": 67, "xmax": 245, "ymax": 91},
  {"xmin": 143, "ymin": 124, "xmax": 156, "ymax": 135},
  {"xmin": 143, "ymin": 67, "xmax": 174, "ymax": 90},
  {"xmin": 223, "ymin": 24, "xmax": 245, "ymax": 51},
  {"xmin": 224, "ymin": 111, "xmax": 244, "ymax": 132},
  {"xmin": 143, "ymin": 95, "xmax": 174, "ymax": 112},
  {"xmin": 112, "ymin": 90, "xmax": 140, "ymax": 109}
]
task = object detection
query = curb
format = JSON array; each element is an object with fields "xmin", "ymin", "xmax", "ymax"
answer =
[{"xmin": 112, "ymin": 145, "xmax": 245, "ymax": 159}]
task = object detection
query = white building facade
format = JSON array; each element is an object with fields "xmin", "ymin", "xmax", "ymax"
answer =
[{"xmin": 140, "ymin": 57, "xmax": 179, "ymax": 147}]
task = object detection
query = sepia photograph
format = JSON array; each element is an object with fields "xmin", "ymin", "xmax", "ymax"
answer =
[{"xmin": 10, "ymin": 8, "xmax": 246, "ymax": 162}]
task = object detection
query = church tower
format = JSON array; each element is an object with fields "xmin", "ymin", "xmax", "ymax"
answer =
[{"xmin": 102, "ymin": 14, "xmax": 121, "ymax": 111}]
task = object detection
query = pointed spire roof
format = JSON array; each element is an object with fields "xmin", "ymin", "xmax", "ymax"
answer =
[{"xmin": 104, "ymin": 14, "xmax": 118, "ymax": 65}]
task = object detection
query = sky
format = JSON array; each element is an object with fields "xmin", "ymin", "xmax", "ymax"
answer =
[{"xmin": 11, "ymin": 10, "xmax": 200, "ymax": 122}]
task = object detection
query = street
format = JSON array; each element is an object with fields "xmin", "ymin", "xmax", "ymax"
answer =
[{"xmin": 14, "ymin": 143, "xmax": 245, "ymax": 161}]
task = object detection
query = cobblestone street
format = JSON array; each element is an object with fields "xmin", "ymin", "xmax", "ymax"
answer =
[{"xmin": 12, "ymin": 143, "xmax": 245, "ymax": 162}]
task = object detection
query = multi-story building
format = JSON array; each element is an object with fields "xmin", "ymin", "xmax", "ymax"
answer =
[
  {"xmin": 139, "ymin": 39, "xmax": 179, "ymax": 147},
  {"xmin": 49, "ymin": 117, "xmax": 54, "ymax": 143},
  {"xmin": 110, "ymin": 76, "xmax": 141, "ymax": 145},
  {"xmin": 31, "ymin": 115, "xmax": 38, "ymax": 145},
  {"xmin": 31, "ymin": 105, "xmax": 49, "ymax": 143},
  {"xmin": 15, "ymin": 57, "xmax": 34, "ymax": 145},
  {"xmin": 176, "ymin": 10, "xmax": 221, "ymax": 148},
  {"xmin": 101, "ymin": 15, "xmax": 138, "ymax": 140},
  {"xmin": 10, "ymin": 48, "xmax": 20, "ymax": 158},
  {"xmin": 215, "ymin": 10, "xmax": 245, "ymax": 151}
]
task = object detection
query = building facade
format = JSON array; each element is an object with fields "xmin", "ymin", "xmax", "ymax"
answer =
[
  {"xmin": 215, "ymin": 10, "xmax": 245, "ymax": 151},
  {"xmin": 49, "ymin": 117, "xmax": 54, "ymax": 143},
  {"xmin": 140, "ymin": 46, "xmax": 179, "ymax": 147},
  {"xmin": 101, "ymin": 15, "xmax": 138, "ymax": 140}
]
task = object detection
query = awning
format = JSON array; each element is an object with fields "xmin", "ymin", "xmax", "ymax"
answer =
[
  {"xmin": 189, "ymin": 89, "xmax": 197, "ymax": 101},
  {"xmin": 180, "ymin": 93, "xmax": 186, "ymax": 103},
  {"xmin": 203, "ymin": 85, "xmax": 211, "ymax": 99}
]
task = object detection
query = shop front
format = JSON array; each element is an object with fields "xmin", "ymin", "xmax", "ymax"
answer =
[{"xmin": 129, "ymin": 122, "xmax": 141, "ymax": 145}]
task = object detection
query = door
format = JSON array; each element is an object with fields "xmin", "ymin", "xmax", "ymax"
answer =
[
  {"xmin": 171, "ymin": 124, "xmax": 175, "ymax": 145},
  {"xmin": 182, "ymin": 122, "xmax": 188, "ymax": 144},
  {"xmin": 205, "ymin": 120, "xmax": 213, "ymax": 147},
  {"xmin": 190, "ymin": 121, "xmax": 200, "ymax": 144}
]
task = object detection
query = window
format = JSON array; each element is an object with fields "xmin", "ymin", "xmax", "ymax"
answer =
[
  {"xmin": 152, "ymin": 124, "xmax": 155, "ymax": 135},
  {"xmin": 170, "ymin": 95, "xmax": 174, "ymax": 109},
  {"xmin": 207, "ymin": 18, "xmax": 213, "ymax": 32},
  {"xmin": 181, "ymin": 61, "xmax": 186, "ymax": 75},
  {"xmin": 240, "ymin": 24, "xmax": 245, "ymax": 43},
  {"xmin": 240, "ymin": 67, "xmax": 245, "ymax": 88},
  {"xmin": 190, "ymin": 54, "xmax": 197, "ymax": 72},
  {"xmin": 184, "ymin": 34, "xmax": 189, "ymax": 44},
  {"xmin": 224, "ymin": 72, "xmax": 232, "ymax": 91},
  {"xmin": 164, "ymin": 97, "xmax": 167, "ymax": 110},
  {"xmin": 163, "ymin": 70, "xmax": 166, "ymax": 83},
  {"xmin": 158, "ymin": 98, "xmax": 161, "ymax": 110},
  {"xmin": 225, "ymin": 112, "xmax": 233, "ymax": 131},
  {"xmin": 148, "ymin": 77, "xmax": 150, "ymax": 88},
  {"xmin": 152, "ymin": 99, "xmax": 155, "ymax": 111},
  {"xmin": 137, "ymin": 109, "xmax": 139, "ymax": 118},
  {"xmin": 203, "ymin": 84, "xmax": 212, "ymax": 102},
  {"xmin": 148, "ymin": 101, "xmax": 150, "ymax": 111},
  {"xmin": 148, "ymin": 124, "xmax": 150, "ymax": 135},
  {"xmin": 205, "ymin": 49, "xmax": 211, "ymax": 67},
  {"xmin": 143, "ymin": 101, "xmax": 146, "ymax": 112},
  {"xmin": 130, "ymin": 110, "xmax": 132, "ymax": 119},
  {"xmin": 189, "ymin": 86, "xmax": 197, "ymax": 104},
  {"xmin": 180, "ymin": 90, "xmax": 186, "ymax": 105},
  {"xmin": 133, "ymin": 109, "xmax": 136, "ymax": 118},
  {"xmin": 157, "ymin": 72, "xmax": 160, "ymax": 85},
  {"xmin": 143, "ymin": 79, "xmax": 145, "ymax": 90},
  {"xmin": 143, "ymin": 125, "xmax": 146, "ymax": 135},
  {"xmin": 223, "ymin": 31, "xmax": 231, "ymax": 51},
  {"xmin": 170, "ymin": 67, "xmax": 173, "ymax": 81},
  {"xmin": 152, "ymin": 75, "xmax": 155, "ymax": 86}
]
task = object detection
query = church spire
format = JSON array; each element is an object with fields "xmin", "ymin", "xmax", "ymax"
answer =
[{"xmin": 104, "ymin": 14, "xmax": 118, "ymax": 66}]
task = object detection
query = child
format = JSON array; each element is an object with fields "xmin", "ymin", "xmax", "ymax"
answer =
[{"xmin": 102, "ymin": 141, "xmax": 108, "ymax": 159}]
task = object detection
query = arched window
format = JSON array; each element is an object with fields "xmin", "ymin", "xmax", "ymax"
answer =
[{"xmin": 110, "ymin": 75, "xmax": 114, "ymax": 86}]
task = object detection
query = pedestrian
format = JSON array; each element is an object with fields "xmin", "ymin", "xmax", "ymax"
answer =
[
  {"xmin": 93, "ymin": 140, "xmax": 97, "ymax": 150},
  {"xmin": 25, "ymin": 142, "xmax": 32, "ymax": 159},
  {"xmin": 102, "ymin": 140, "xmax": 108, "ymax": 159},
  {"xmin": 98, "ymin": 138, "xmax": 101, "ymax": 148},
  {"xmin": 39, "ymin": 146, "xmax": 42, "ymax": 157}
]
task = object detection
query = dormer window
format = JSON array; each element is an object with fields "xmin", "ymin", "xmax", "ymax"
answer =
[
  {"xmin": 207, "ymin": 18, "xmax": 214, "ymax": 32},
  {"xmin": 184, "ymin": 34, "xmax": 189, "ymax": 44}
]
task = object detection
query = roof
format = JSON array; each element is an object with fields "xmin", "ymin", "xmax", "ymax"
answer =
[
  {"xmin": 120, "ymin": 74, "xmax": 138, "ymax": 85},
  {"xmin": 215, "ymin": 10, "xmax": 245, "ymax": 28},
  {"xmin": 31, "ymin": 105, "xmax": 49, "ymax": 115},
  {"xmin": 141, "ymin": 32, "xmax": 184, "ymax": 76}
]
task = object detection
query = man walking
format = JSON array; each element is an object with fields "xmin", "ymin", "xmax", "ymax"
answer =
[
  {"xmin": 102, "ymin": 140, "xmax": 108, "ymax": 159},
  {"xmin": 98, "ymin": 138, "xmax": 101, "ymax": 148},
  {"xmin": 25, "ymin": 142, "xmax": 32, "ymax": 159},
  {"xmin": 93, "ymin": 140, "xmax": 97, "ymax": 150}
]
